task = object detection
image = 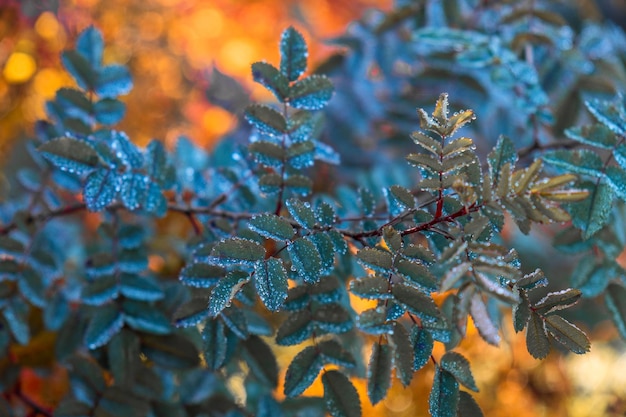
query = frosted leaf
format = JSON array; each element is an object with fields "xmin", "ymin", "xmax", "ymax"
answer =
[
  {"xmin": 469, "ymin": 293, "xmax": 500, "ymax": 346},
  {"xmin": 251, "ymin": 62, "xmax": 289, "ymax": 101},
  {"xmin": 84, "ymin": 169, "xmax": 117, "ymax": 211},
  {"xmin": 84, "ymin": 304, "xmax": 124, "ymax": 349},
  {"xmin": 542, "ymin": 149, "xmax": 604, "ymax": 177},
  {"xmin": 309, "ymin": 275, "xmax": 341, "ymax": 304},
  {"xmin": 309, "ymin": 233, "xmax": 335, "ymax": 275},
  {"xmin": 313, "ymin": 303, "xmax": 352, "ymax": 334},
  {"xmin": 316, "ymin": 201, "xmax": 337, "ymax": 226},
  {"xmin": 245, "ymin": 104, "xmax": 287, "ymax": 138},
  {"xmin": 429, "ymin": 366, "xmax": 460, "ymax": 417},
  {"xmin": 395, "ymin": 259, "xmax": 437, "ymax": 293},
  {"xmin": 410, "ymin": 325, "xmax": 434, "ymax": 371},
  {"xmin": 249, "ymin": 140, "xmax": 285, "ymax": 168},
  {"xmin": 120, "ymin": 173, "xmax": 147, "ymax": 210},
  {"xmin": 569, "ymin": 181, "xmax": 613, "ymax": 240},
  {"xmin": 328, "ymin": 230, "xmax": 348, "ymax": 254},
  {"xmin": 440, "ymin": 351, "xmax": 478, "ymax": 392},
  {"xmin": 357, "ymin": 308, "xmax": 393, "ymax": 335},
  {"xmin": 367, "ymin": 342, "xmax": 392, "ymax": 405},
  {"xmin": 249, "ymin": 214, "xmax": 294, "ymax": 241},
  {"xmin": 472, "ymin": 271, "xmax": 520, "ymax": 304},
  {"xmin": 526, "ymin": 312, "xmax": 550, "ymax": 359},
  {"xmin": 280, "ymin": 27, "xmax": 307, "ymax": 82},
  {"xmin": 120, "ymin": 274, "xmax": 164, "ymax": 302},
  {"xmin": 322, "ymin": 370, "xmax": 361, "ymax": 417},
  {"xmin": 515, "ymin": 268, "xmax": 547, "ymax": 290},
  {"xmin": 318, "ymin": 339, "xmax": 356, "ymax": 368},
  {"xmin": 208, "ymin": 271, "xmax": 250, "ymax": 317},
  {"xmin": 254, "ymin": 258, "xmax": 288, "ymax": 312},
  {"xmin": 585, "ymin": 95, "xmax": 626, "ymax": 135},
  {"xmin": 276, "ymin": 310, "xmax": 313, "ymax": 346},
  {"xmin": 173, "ymin": 297, "xmax": 210, "ymax": 328},
  {"xmin": 208, "ymin": 238, "xmax": 266, "ymax": 266},
  {"xmin": 82, "ymin": 275, "xmax": 119, "ymax": 306},
  {"xmin": 284, "ymin": 285, "xmax": 310, "ymax": 311},
  {"xmin": 287, "ymin": 140, "xmax": 316, "ymax": 169},
  {"xmin": 39, "ymin": 137, "xmax": 100, "ymax": 175},
  {"xmin": 180, "ymin": 263, "xmax": 225, "ymax": 288},
  {"xmin": 565, "ymin": 123, "xmax": 616, "ymax": 149},
  {"xmin": 544, "ymin": 315, "xmax": 590, "ymax": 354},
  {"xmin": 533, "ymin": 288, "xmax": 581, "ymax": 314},
  {"xmin": 202, "ymin": 319, "xmax": 227, "ymax": 370},
  {"xmin": 440, "ymin": 262, "xmax": 471, "ymax": 292},
  {"xmin": 356, "ymin": 248, "xmax": 393, "ymax": 273},
  {"xmin": 350, "ymin": 276, "xmax": 392, "ymax": 300},
  {"xmin": 288, "ymin": 75, "xmax": 334, "ymax": 110},
  {"xmin": 513, "ymin": 292, "xmax": 531, "ymax": 333},
  {"xmin": 392, "ymin": 283, "xmax": 441, "ymax": 323},
  {"xmin": 390, "ymin": 323, "xmax": 414, "ymax": 387},
  {"xmin": 95, "ymin": 65, "xmax": 133, "ymax": 98},
  {"xmin": 284, "ymin": 346, "xmax": 323, "ymax": 397},
  {"xmin": 285, "ymin": 198, "xmax": 317, "ymax": 228},
  {"xmin": 288, "ymin": 238, "xmax": 322, "ymax": 284},
  {"xmin": 314, "ymin": 141, "xmax": 340, "ymax": 165},
  {"xmin": 487, "ymin": 135, "xmax": 517, "ymax": 182},
  {"xmin": 285, "ymin": 174, "xmax": 313, "ymax": 196}
]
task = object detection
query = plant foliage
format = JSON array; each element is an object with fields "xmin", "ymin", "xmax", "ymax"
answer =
[{"xmin": 2, "ymin": 1, "xmax": 626, "ymax": 416}]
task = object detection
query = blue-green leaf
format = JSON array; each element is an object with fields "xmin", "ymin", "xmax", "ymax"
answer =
[
  {"xmin": 526, "ymin": 312, "xmax": 550, "ymax": 359},
  {"xmin": 288, "ymin": 238, "xmax": 322, "ymax": 283},
  {"xmin": 565, "ymin": 123, "xmax": 616, "ymax": 149},
  {"xmin": 605, "ymin": 283, "xmax": 626, "ymax": 340},
  {"xmin": 123, "ymin": 300, "xmax": 171, "ymax": 335},
  {"xmin": 173, "ymin": 297, "xmax": 210, "ymax": 328},
  {"xmin": 208, "ymin": 271, "xmax": 250, "ymax": 317},
  {"xmin": 440, "ymin": 352, "xmax": 478, "ymax": 392},
  {"xmin": 141, "ymin": 333, "xmax": 200, "ymax": 370},
  {"xmin": 429, "ymin": 366, "xmax": 459, "ymax": 417},
  {"xmin": 120, "ymin": 274, "xmax": 164, "ymax": 302},
  {"xmin": 318, "ymin": 339, "xmax": 356, "ymax": 368},
  {"xmin": 202, "ymin": 319, "xmax": 227, "ymax": 371},
  {"xmin": 62, "ymin": 50, "xmax": 97, "ymax": 90},
  {"xmin": 245, "ymin": 104, "xmax": 287, "ymax": 137},
  {"xmin": 276, "ymin": 310, "xmax": 313, "ymax": 345},
  {"xmin": 280, "ymin": 27, "xmax": 307, "ymax": 82},
  {"xmin": 94, "ymin": 98, "xmax": 126, "ymax": 125},
  {"xmin": 544, "ymin": 315, "xmax": 590, "ymax": 354},
  {"xmin": 288, "ymin": 75, "xmax": 334, "ymax": 110},
  {"xmin": 84, "ymin": 304, "xmax": 124, "ymax": 349},
  {"xmin": 254, "ymin": 258, "xmax": 288, "ymax": 311},
  {"xmin": 367, "ymin": 342, "xmax": 392, "ymax": 405},
  {"xmin": 84, "ymin": 169, "xmax": 117, "ymax": 211},
  {"xmin": 390, "ymin": 323, "xmax": 414, "ymax": 387},
  {"xmin": 76, "ymin": 26, "xmax": 103, "ymax": 68},
  {"xmin": 395, "ymin": 259, "xmax": 437, "ymax": 292},
  {"xmin": 209, "ymin": 238, "xmax": 266, "ymax": 266},
  {"xmin": 457, "ymin": 391, "xmax": 484, "ymax": 417},
  {"xmin": 39, "ymin": 137, "xmax": 100, "ymax": 175},
  {"xmin": 82, "ymin": 275, "xmax": 119, "ymax": 306},
  {"xmin": 3, "ymin": 301, "xmax": 30, "ymax": 345},
  {"xmin": 411, "ymin": 325, "xmax": 434, "ymax": 371},
  {"xmin": 350, "ymin": 276, "xmax": 392, "ymax": 300},
  {"xmin": 487, "ymin": 135, "xmax": 517, "ymax": 182},
  {"xmin": 392, "ymin": 283, "xmax": 441, "ymax": 322},
  {"xmin": 322, "ymin": 370, "xmax": 361, "ymax": 417},
  {"xmin": 585, "ymin": 95, "xmax": 626, "ymax": 135},
  {"xmin": 284, "ymin": 346, "xmax": 323, "ymax": 397},
  {"xmin": 356, "ymin": 248, "xmax": 393, "ymax": 273},
  {"xmin": 569, "ymin": 181, "xmax": 614, "ymax": 240},
  {"xmin": 286, "ymin": 198, "xmax": 317, "ymax": 228},
  {"xmin": 252, "ymin": 62, "xmax": 289, "ymax": 101},
  {"xmin": 96, "ymin": 65, "xmax": 133, "ymax": 98},
  {"xmin": 180, "ymin": 263, "xmax": 225, "ymax": 288},
  {"xmin": 242, "ymin": 335, "xmax": 278, "ymax": 387},
  {"xmin": 249, "ymin": 214, "xmax": 295, "ymax": 241},
  {"xmin": 542, "ymin": 149, "xmax": 604, "ymax": 177},
  {"xmin": 309, "ymin": 232, "xmax": 335, "ymax": 274}
]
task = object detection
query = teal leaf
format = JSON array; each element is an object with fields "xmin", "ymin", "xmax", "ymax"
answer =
[
  {"xmin": 258, "ymin": 395, "xmax": 284, "ymax": 417},
  {"xmin": 95, "ymin": 65, "xmax": 133, "ymax": 98},
  {"xmin": 173, "ymin": 297, "xmax": 210, "ymax": 328},
  {"xmin": 392, "ymin": 282, "xmax": 441, "ymax": 323},
  {"xmin": 322, "ymin": 370, "xmax": 361, "ymax": 417},
  {"xmin": 17, "ymin": 268, "xmax": 45, "ymax": 308},
  {"xmin": 440, "ymin": 351, "xmax": 478, "ymax": 392},
  {"xmin": 284, "ymin": 346, "xmax": 323, "ymax": 397},
  {"xmin": 280, "ymin": 26, "xmax": 307, "ymax": 82},
  {"xmin": 287, "ymin": 140, "xmax": 315, "ymax": 169},
  {"xmin": 395, "ymin": 259, "xmax": 437, "ymax": 292},
  {"xmin": 357, "ymin": 308, "xmax": 393, "ymax": 335},
  {"xmin": 277, "ymin": 310, "xmax": 313, "ymax": 345},
  {"xmin": 94, "ymin": 387, "xmax": 149, "ymax": 417},
  {"xmin": 140, "ymin": 333, "xmax": 200, "ymax": 370},
  {"xmin": 84, "ymin": 169, "xmax": 117, "ymax": 211},
  {"xmin": 249, "ymin": 141, "xmax": 285, "ymax": 168},
  {"xmin": 569, "ymin": 181, "xmax": 613, "ymax": 240},
  {"xmin": 288, "ymin": 75, "xmax": 334, "ymax": 110},
  {"xmin": 367, "ymin": 342, "xmax": 392, "ymax": 405},
  {"xmin": 312, "ymin": 303, "xmax": 352, "ymax": 334},
  {"xmin": 565, "ymin": 123, "xmax": 616, "ymax": 149},
  {"xmin": 544, "ymin": 315, "xmax": 590, "ymax": 354},
  {"xmin": 123, "ymin": 300, "xmax": 171, "ymax": 335},
  {"xmin": 429, "ymin": 366, "xmax": 460, "ymax": 417},
  {"xmin": 487, "ymin": 135, "xmax": 517, "ymax": 182},
  {"xmin": 457, "ymin": 391, "xmax": 484, "ymax": 417},
  {"xmin": 221, "ymin": 306, "xmax": 249, "ymax": 339},
  {"xmin": 309, "ymin": 232, "xmax": 335, "ymax": 275},
  {"xmin": 202, "ymin": 319, "xmax": 227, "ymax": 370},
  {"xmin": 254, "ymin": 258, "xmax": 288, "ymax": 312},
  {"xmin": 382, "ymin": 226, "xmax": 402, "ymax": 253},
  {"xmin": 242, "ymin": 335, "xmax": 279, "ymax": 387},
  {"xmin": 208, "ymin": 238, "xmax": 266, "ymax": 266},
  {"xmin": 252, "ymin": 62, "xmax": 289, "ymax": 101},
  {"xmin": 390, "ymin": 323, "xmax": 414, "ymax": 387},
  {"xmin": 76, "ymin": 26, "xmax": 103, "ymax": 68},
  {"xmin": 39, "ymin": 137, "xmax": 100, "ymax": 175},
  {"xmin": 82, "ymin": 275, "xmax": 119, "ymax": 306},
  {"xmin": 350, "ymin": 276, "xmax": 392, "ymax": 300},
  {"xmin": 208, "ymin": 271, "xmax": 250, "ymax": 317},
  {"xmin": 285, "ymin": 174, "xmax": 313, "ymax": 195},
  {"xmin": 62, "ymin": 50, "xmax": 97, "ymax": 90},
  {"xmin": 245, "ymin": 104, "xmax": 287, "ymax": 137},
  {"xmin": 94, "ymin": 98, "xmax": 126, "ymax": 125},
  {"xmin": 526, "ymin": 312, "xmax": 550, "ymax": 359},
  {"xmin": 44, "ymin": 292, "xmax": 69, "ymax": 331},
  {"xmin": 515, "ymin": 269, "xmax": 547, "ymax": 290},
  {"xmin": 605, "ymin": 283, "xmax": 626, "ymax": 339},
  {"xmin": 512, "ymin": 293, "xmax": 531, "ymax": 333},
  {"xmin": 356, "ymin": 248, "xmax": 393, "ymax": 273},
  {"xmin": 288, "ymin": 238, "xmax": 322, "ymax": 283},
  {"xmin": 605, "ymin": 166, "xmax": 626, "ymax": 201},
  {"xmin": 84, "ymin": 304, "xmax": 124, "ymax": 349},
  {"xmin": 585, "ymin": 95, "xmax": 626, "ymax": 135},
  {"xmin": 107, "ymin": 330, "xmax": 140, "ymax": 386},
  {"xmin": 3, "ymin": 302, "xmax": 30, "ymax": 345},
  {"xmin": 533, "ymin": 288, "xmax": 581, "ymax": 315},
  {"xmin": 542, "ymin": 149, "xmax": 604, "ymax": 177},
  {"xmin": 318, "ymin": 339, "xmax": 356, "ymax": 368},
  {"xmin": 249, "ymin": 214, "xmax": 295, "ymax": 241},
  {"xmin": 120, "ymin": 274, "xmax": 164, "ymax": 302},
  {"xmin": 179, "ymin": 263, "xmax": 225, "ymax": 288},
  {"xmin": 286, "ymin": 198, "xmax": 317, "ymax": 228},
  {"xmin": 410, "ymin": 325, "xmax": 434, "ymax": 371}
]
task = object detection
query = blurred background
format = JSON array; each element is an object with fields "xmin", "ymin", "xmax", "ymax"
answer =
[{"xmin": 1, "ymin": 0, "xmax": 625, "ymax": 416}]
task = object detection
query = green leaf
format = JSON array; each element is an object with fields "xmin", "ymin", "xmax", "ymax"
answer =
[
  {"xmin": 457, "ymin": 391, "xmax": 484, "ymax": 417},
  {"xmin": 318, "ymin": 339, "xmax": 356, "ymax": 368},
  {"xmin": 141, "ymin": 333, "xmax": 200, "ymax": 370},
  {"xmin": 440, "ymin": 352, "xmax": 478, "ymax": 392},
  {"xmin": 313, "ymin": 303, "xmax": 352, "ymax": 334},
  {"xmin": 411, "ymin": 325, "xmax": 434, "ymax": 371},
  {"xmin": 209, "ymin": 238, "xmax": 266, "ymax": 266},
  {"xmin": 605, "ymin": 283, "xmax": 626, "ymax": 339},
  {"xmin": 251, "ymin": 62, "xmax": 289, "ymax": 101},
  {"xmin": 441, "ymin": 262, "xmax": 471, "ymax": 292},
  {"xmin": 120, "ymin": 275, "xmax": 164, "ymax": 302},
  {"xmin": 565, "ymin": 123, "xmax": 616, "ymax": 149},
  {"xmin": 472, "ymin": 271, "xmax": 519, "ymax": 304},
  {"xmin": 84, "ymin": 304, "xmax": 124, "ymax": 349},
  {"xmin": 390, "ymin": 323, "xmax": 414, "ymax": 387},
  {"xmin": 245, "ymin": 104, "xmax": 287, "ymax": 137},
  {"xmin": 285, "ymin": 198, "xmax": 317, "ymax": 228},
  {"xmin": 242, "ymin": 335, "xmax": 278, "ymax": 387},
  {"xmin": 254, "ymin": 258, "xmax": 288, "ymax": 311},
  {"xmin": 249, "ymin": 214, "xmax": 295, "ymax": 241},
  {"xmin": 526, "ymin": 312, "xmax": 550, "ymax": 359},
  {"xmin": 392, "ymin": 282, "xmax": 442, "ymax": 323},
  {"xmin": 39, "ymin": 137, "xmax": 100, "ymax": 175},
  {"xmin": 62, "ymin": 50, "xmax": 97, "ymax": 90},
  {"xmin": 515, "ymin": 269, "xmax": 547, "ymax": 290},
  {"xmin": 367, "ymin": 342, "xmax": 392, "ymax": 405},
  {"xmin": 569, "ymin": 181, "xmax": 614, "ymax": 240},
  {"xmin": 277, "ymin": 310, "xmax": 313, "ymax": 345},
  {"xmin": 389, "ymin": 185, "xmax": 415, "ymax": 209},
  {"xmin": 395, "ymin": 259, "xmax": 437, "ymax": 292},
  {"xmin": 382, "ymin": 226, "xmax": 402, "ymax": 253},
  {"xmin": 544, "ymin": 315, "xmax": 590, "ymax": 354},
  {"xmin": 429, "ymin": 366, "xmax": 460, "ymax": 417},
  {"xmin": 208, "ymin": 271, "xmax": 250, "ymax": 317},
  {"xmin": 406, "ymin": 152, "xmax": 443, "ymax": 172},
  {"xmin": 280, "ymin": 26, "xmax": 307, "ymax": 82},
  {"xmin": 542, "ymin": 149, "xmax": 604, "ymax": 177},
  {"xmin": 356, "ymin": 248, "xmax": 393, "ymax": 273},
  {"xmin": 249, "ymin": 141, "xmax": 285, "ymax": 168},
  {"xmin": 108, "ymin": 330, "xmax": 140, "ymax": 386},
  {"xmin": 350, "ymin": 276, "xmax": 391, "ymax": 300},
  {"xmin": 202, "ymin": 319, "xmax": 227, "ymax": 371},
  {"xmin": 533, "ymin": 288, "xmax": 581, "ymax": 314},
  {"xmin": 179, "ymin": 263, "xmax": 225, "ymax": 288},
  {"xmin": 410, "ymin": 131, "xmax": 442, "ymax": 155},
  {"xmin": 322, "ymin": 370, "xmax": 361, "ymax": 417},
  {"xmin": 284, "ymin": 346, "xmax": 323, "ymax": 397},
  {"xmin": 288, "ymin": 75, "xmax": 334, "ymax": 110},
  {"xmin": 288, "ymin": 238, "xmax": 322, "ymax": 283},
  {"xmin": 487, "ymin": 135, "xmax": 517, "ymax": 182},
  {"xmin": 512, "ymin": 292, "xmax": 531, "ymax": 333},
  {"xmin": 123, "ymin": 300, "xmax": 171, "ymax": 335}
]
